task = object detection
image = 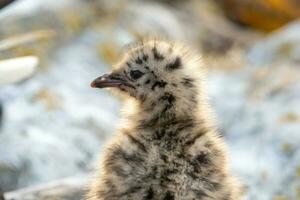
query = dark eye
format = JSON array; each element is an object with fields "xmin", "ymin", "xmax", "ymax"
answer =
[{"xmin": 130, "ymin": 70, "xmax": 144, "ymax": 80}]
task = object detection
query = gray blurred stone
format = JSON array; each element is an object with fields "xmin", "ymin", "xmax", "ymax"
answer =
[
  {"xmin": 247, "ymin": 20, "xmax": 300, "ymax": 65},
  {"xmin": 207, "ymin": 63, "xmax": 300, "ymax": 200},
  {"xmin": 0, "ymin": 160, "xmax": 19, "ymax": 191},
  {"xmin": 4, "ymin": 176, "xmax": 88, "ymax": 200}
]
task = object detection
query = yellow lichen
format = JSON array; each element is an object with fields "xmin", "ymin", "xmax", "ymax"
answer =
[
  {"xmin": 280, "ymin": 112, "xmax": 300, "ymax": 123},
  {"xmin": 97, "ymin": 41, "xmax": 118, "ymax": 65},
  {"xmin": 260, "ymin": 170, "xmax": 268, "ymax": 181},
  {"xmin": 296, "ymin": 187, "xmax": 300, "ymax": 199},
  {"xmin": 31, "ymin": 88, "xmax": 61, "ymax": 110},
  {"xmin": 282, "ymin": 143, "xmax": 292, "ymax": 154},
  {"xmin": 296, "ymin": 166, "xmax": 300, "ymax": 179},
  {"xmin": 272, "ymin": 195, "xmax": 288, "ymax": 200}
]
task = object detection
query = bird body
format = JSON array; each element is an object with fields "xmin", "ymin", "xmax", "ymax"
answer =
[{"xmin": 87, "ymin": 39, "xmax": 240, "ymax": 200}]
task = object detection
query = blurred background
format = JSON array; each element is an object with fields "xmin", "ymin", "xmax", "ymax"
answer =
[{"xmin": 0, "ymin": 0, "xmax": 299, "ymax": 199}]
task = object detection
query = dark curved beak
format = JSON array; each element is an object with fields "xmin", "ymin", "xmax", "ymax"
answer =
[{"xmin": 90, "ymin": 73, "xmax": 126, "ymax": 89}]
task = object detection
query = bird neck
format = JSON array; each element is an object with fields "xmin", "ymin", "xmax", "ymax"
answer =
[{"xmin": 126, "ymin": 91, "xmax": 208, "ymax": 129}]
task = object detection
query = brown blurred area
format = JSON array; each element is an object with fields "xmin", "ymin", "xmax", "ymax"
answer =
[
  {"xmin": 0, "ymin": 0, "xmax": 15, "ymax": 9},
  {"xmin": 217, "ymin": 0, "xmax": 300, "ymax": 31}
]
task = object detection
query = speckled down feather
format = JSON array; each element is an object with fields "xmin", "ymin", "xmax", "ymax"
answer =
[{"xmin": 86, "ymin": 39, "xmax": 241, "ymax": 200}]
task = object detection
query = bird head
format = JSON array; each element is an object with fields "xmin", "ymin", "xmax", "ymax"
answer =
[{"xmin": 91, "ymin": 39, "xmax": 204, "ymax": 119}]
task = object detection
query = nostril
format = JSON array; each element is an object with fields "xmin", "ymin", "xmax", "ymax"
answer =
[{"xmin": 111, "ymin": 75, "xmax": 123, "ymax": 81}]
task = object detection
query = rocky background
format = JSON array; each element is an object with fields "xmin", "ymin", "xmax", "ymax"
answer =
[{"xmin": 0, "ymin": 0, "xmax": 300, "ymax": 199}]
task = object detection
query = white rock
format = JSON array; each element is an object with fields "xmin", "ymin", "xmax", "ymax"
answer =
[{"xmin": 0, "ymin": 56, "xmax": 38, "ymax": 86}]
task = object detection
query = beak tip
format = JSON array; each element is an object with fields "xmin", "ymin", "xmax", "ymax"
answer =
[
  {"xmin": 90, "ymin": 73, "xmax": 125, "ymax": 89},
  {"xmin": 90, "ymin": 81, "xmax": 97, "ymax": 88}
]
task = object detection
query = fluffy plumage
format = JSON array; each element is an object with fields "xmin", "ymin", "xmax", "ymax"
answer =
[{"xmin": 86, "ymin": 38, "xmax": 241, "ymax": 200}]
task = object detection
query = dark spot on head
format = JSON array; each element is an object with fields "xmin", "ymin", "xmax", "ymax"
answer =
[
  {"xmin": 145, "ymin": 79, "xmax": 151, "ymax": 85},
  {"xmin": 181, "ymin": 78, "xmax": 194, "ymax": 87},
  {"xmin": 135, "ymin": 57, "xmax": 143, "ymax": 64},
  {"xmin": 127, "ymin": 62, "xmax": 132, "ymax": 68},
  {"xmin": 171, "ymin": 83, "xmax": 177, "ymax": 87},
  {"xmin": 142, "ymin": 54, "xmax": 148, "ymax": 62},
  {"xmin": 145, "ymin": 66, "xmax": 150, "ymax": 70},
  {"xmin": 163, "ymin": 191, "xmax": 174, "ymax": 200},
  {"xmin": 137, "ymin": 84, "xmax": 141, "ymax": 86},
  {"xmin": 150, "ymin": 71, "xmax": 157, "ymax": 78},
  {"xmin": 152, "ymin": 47, "xmax": 164, "ymax": 61},
  {"xmin": 151, "ymin": 80, "xmax": 167, "ymax": 90},
  {"xmin": 166, "ymin": 57, "xmax": 182, "ymax": 71},
  {"xmin": 160, "ymin": 92, "xmax": 175, "ymax": 104}
]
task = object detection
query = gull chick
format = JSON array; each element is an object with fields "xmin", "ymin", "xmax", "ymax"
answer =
[{"xmin": 87, "ymin": 39, "xmax": 241, "ymax": 200}]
